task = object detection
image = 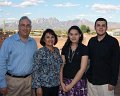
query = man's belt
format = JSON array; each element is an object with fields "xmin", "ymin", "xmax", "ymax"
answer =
[{"xmin": 6, "ymin": 72, "xmax": 31, "ymax": 78}]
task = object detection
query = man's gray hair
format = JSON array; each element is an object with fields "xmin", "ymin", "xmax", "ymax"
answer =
[{"xmin": 19, "ymin": 16, "xmax": 31, "ymax": 24}]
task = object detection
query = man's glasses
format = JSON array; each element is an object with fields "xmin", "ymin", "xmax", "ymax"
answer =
[{"xmin": 20, "ymin": 24, "xmax": 31, "ymax": 29}]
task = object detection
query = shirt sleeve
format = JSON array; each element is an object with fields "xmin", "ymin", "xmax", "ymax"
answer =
[
  {"xmin": 56, "ymin": 48, "xmax": 63, "ymax": 65},
  {"xmin": 81, "ymin": 45, "xmax": 89, "ymax": 56},
  {"xmin": 33, "ymin": 38, "xmax": 38, "ymax": 50},
  {"xmin": 109, "ymin": 39, "xmax": 120, "ymax": 86},
  {"xmin": 32, "ymin": 50, "xmax": 42, "ymax": 88},
  {"xmin": 0, "ymin": 39, "xmax": 9, "ymax": 88},
  {"xmin": 61, "ymin": 47, "xmax": 65, "ymax": 55}
]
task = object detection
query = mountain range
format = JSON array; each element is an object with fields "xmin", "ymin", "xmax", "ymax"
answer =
[{"xmin": 0, "ymin": 18, "xmax": 120, "ymax": 30}]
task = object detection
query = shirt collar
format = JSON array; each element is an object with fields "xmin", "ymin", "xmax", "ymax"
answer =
[
  {"xmin": 14, "ymin": 33, "xmax": 32, "ymax": 41},
  {"xmin": 43, "ymin": 46, "xmax": 56, "ymax": 53},
  {"xmin": 44, "ymin": 46, "xmax": 51, "ymax": 52},
  {"xmin": 95, "ymin": 32, "xmax": 108, "ymax": 42}
]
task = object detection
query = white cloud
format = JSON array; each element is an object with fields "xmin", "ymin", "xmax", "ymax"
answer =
[
  {"xmin": 54, "ymin": 3, "xmax": 80, "ymax": 7},
  {"xmin": 15, "ymin": 1, "xmax": 36, "ymax": 7},
  {"xmin": 0, "ymin": 1, "xmax": 12, "ymax": 6},
  {"xmin": 15, "ymin": 0, "xmax": 45, "ymax": 7},
  {"xmin": 23, "ymin": 12, "xmax": 32, "ymax": 16},
  {"xmin": 7, "ymin": 18, "xmax": 17, "ymax": 21},
  {"xmin": 108, "ymin": 16, "xmax": 113, "ymax": 19},
  {"xmin": 67, "ymin": 14, "xmax": 100, "ymax": 20},
  {"xmin": 92, "ymin": 4, "xmax": 120, "ymax": 13},
  {"xmin": 66, "ymin": 14, "xmax": 87, "ymax": 20},
  {"xmin": 26, "ymin": 0, "xmax": 45, "ymax": 3}
]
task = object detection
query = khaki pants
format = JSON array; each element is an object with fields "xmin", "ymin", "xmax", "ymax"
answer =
[
  {"xmin": 6, "ymin": 75, "xmax": 32, "ymax": 96},
  {"xmin": 87, "ymin": 81, "xmax": 114, "ymax": 96}
]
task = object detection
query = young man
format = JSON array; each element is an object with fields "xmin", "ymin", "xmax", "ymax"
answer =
[
  {"xmin": 87, "ymin": 18, "xmax": 120, "ymax": 96},
  {"xmin": 0, "ymin": 16, "xmax": 37, "ymax": 96}
]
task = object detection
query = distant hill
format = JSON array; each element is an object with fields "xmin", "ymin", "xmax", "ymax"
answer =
[{"xmin": 0, "ymin": 18, "xmax": 120, "ymax": 30}]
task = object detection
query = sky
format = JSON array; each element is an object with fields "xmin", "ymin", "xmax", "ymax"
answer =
[{"xmin": 0, "ymin": 0, "xmax": 120, "ymax": 24}]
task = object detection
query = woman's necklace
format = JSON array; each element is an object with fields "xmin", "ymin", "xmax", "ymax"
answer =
[{"xmin": 68, "ymin": 46, "xmax": 76, "ymax": 63}]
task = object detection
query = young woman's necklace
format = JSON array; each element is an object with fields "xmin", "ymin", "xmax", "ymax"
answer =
[{"xmin": 68, "ymin": 46, "xmax": 76, "ymax": 63}]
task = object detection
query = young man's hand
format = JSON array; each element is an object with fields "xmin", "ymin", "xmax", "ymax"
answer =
[{"xmin": 108, "ymin": 84, "xmax": 115, "ymax": 91}]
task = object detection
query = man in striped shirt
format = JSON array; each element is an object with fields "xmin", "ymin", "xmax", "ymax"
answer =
[{"xmin": 0, "ymin": 16, "xmax": 37, "ymax": 96}]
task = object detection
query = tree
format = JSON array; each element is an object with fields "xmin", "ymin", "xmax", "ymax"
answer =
[
  {"xmin": 80, "ymin": 25, "xmax": 87, "ymax": 33},
  {"xmin": 86, "ymin": 26, "xmax": 90, "ymax": 33},
  {"xmin": 80, "ymin": 24, "xmax": 90, "ymax": 33}
]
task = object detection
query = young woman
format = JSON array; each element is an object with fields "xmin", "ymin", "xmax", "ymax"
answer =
[
  {"xmin": 32, "ymin": 29, "xmax": 63, "ymax": 96},
  {"xmin": 59, "ymin": 26, "xmax": 88, "ymax": 96}
]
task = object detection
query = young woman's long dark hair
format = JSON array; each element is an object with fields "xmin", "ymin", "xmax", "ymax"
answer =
[{"xmin": 62, "ymin": 25, "xmax": 83, "ymax": 49}]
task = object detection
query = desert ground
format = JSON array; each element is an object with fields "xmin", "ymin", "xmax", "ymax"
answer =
[{"xmin": 33, "ymin": 34, "xmax": 120, "ymax": 49}]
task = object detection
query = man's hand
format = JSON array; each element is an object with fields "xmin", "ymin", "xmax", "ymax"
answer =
[{"xmin": 108, "ymin": 84, "xmax": 115, "ymax": 91}]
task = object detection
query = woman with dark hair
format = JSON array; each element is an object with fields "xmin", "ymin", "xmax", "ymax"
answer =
[
  {"xmin": 32, "ymin": 29, "xmax": 63, "ymax": 96},
  {"xmin": 59, "ymin": 25, "xmax": 88, "ymax": 96}
]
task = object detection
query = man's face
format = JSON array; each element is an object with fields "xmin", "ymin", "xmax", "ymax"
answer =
[
  {"xmin": 18, "ymin": 19, "xmax": 31, "ymax": 38},
  {"xmin": 95, "ymin": 21, "xmax": 107, "ymax": 36}
]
